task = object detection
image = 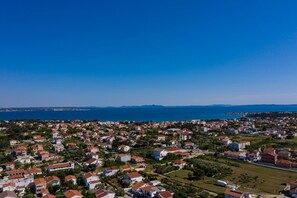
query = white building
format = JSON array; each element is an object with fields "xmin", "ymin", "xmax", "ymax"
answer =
[
  {"xmin": 118, "ymin": 145, "xmax": 131, "ymax": 152},
  {"xmin": 103, "ymin": 167, "xmax": 119, "ymax": 177},
  {"xmin": 123, "ymin": 172, "xmax": 143, "ymax": 183},
  {"xmin": 82, "ymin": 172, "xmax": 100, "ymax": 190},
  {"xmin": 152, "ymin": 149, "xmax": 168, "ymax": 161},
  {"xmin": 95, "ymin": 189, "xmax": 115, "ymax": 198},
  {"xmin": 53, "ymin": 144, "xmax": 65, "ymax": 152},
  {"xmin": 48, "ymin": 162, "xmax": 74, "ymax": 172}
]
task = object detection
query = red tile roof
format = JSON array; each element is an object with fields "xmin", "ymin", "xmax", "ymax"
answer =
[
  {"xmin": 34, "ymin": 178, "xmax": 47, "ymax": 185},
  {"xmin": 127, "ymin": 172, "xmax": 142, "ymax": 179},
  {"xmin": 158, "ymin": 190, "xmax": 174, "ymax": 198},
  {"xmin": 63, "ymin": 190, "xmax": 82, "ymax": 198},
  {"xmin": 132, "ymin": 181, "xmax": 146, "ymax": 191}
]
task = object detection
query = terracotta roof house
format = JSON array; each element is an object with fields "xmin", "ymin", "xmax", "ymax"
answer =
[
  {"xmin": 103, "ymin": 166, "xmax": 119, "ymax": 177},
  {"xmin": 40, "ymin": 188, "xmax": 49, "ymax": 197},
  {"xmin": 65, "ymin": 175, "xmax": 77, "ymax": 185},
  {"xmin": 32, "ymin": 144, "xmax": 44, "ymax": 153},
  {"xmin": 38, "ymin": 151, "xmax": 50, "ymax": 161},
  {"xmin": 132, "ymin": 181, "xmax": 147, "ymax": 192},
  {"xmin": 157, "ymin": 191, "xmax": 174, "ymax": 198},
  {"xmin": 276, "ymin": 159, "xmax": 292, "ymax": 168},
  {"xmin": 33, "ymin": 135, "xmax": 45, "ymax": 142},
  {"xmin": 117, "ymin": 154, "xmax": 131, "ymax": 162},
  {"xmin": 34, "ymin": 178, "xmax": 47, "ymax": 194},
  {"xmin": 261, "ymin": 152, "xmax": 277, "ymax": 164},
  {"xmin": 0, "ymin": 191, "xmax": 18, "ymax": 198},
  {"xmin": 48, "ymin": 162, "xmax": 74, "ymax": 172},
  {"xmin": 2, "ymin": 182, "xmax": 16, "ymax": 192},
  {"xmin": 131, "ymin": 156, "xmax": 144, "ymax": 164},
  {"xmin": 63, "ymin": 190, "xmax": 83, "ymax": 198},
  {"xmin": 263, "ymin": 148, "xmax": 276, "ymax": 155},
  {"xmin": 124, "ymin": 172, "xmax": 143, "ymax": 183},
  {"xmin": 95, "ymin": 189, "xmax": 115, "ymax": 198},
  {"xmin": 28, "ymin": 167, "xmax": 42, "ymax": 175},
  {"xmin": 172, "ymin": 159, "xmax": 186, "ymax": 169},
  {"xmin": 14, "ymin": 146, "xmax": 27, "ymax": 156},
  {"xmin": 46, "ymin": 176, "xmax": 61, "ymax": 186},
  {"xmin": 141, "ymin": 185, "xmax": 165, "ymax": 198},
  {"xmin": 7, "ymin": 169, "xmax": 27, "ymax": 177},
  {"xmin": 172, "ymin": 151, "xmax": 189, "ymax": 158},
  {"xmin": 82, "ymin": 172, "xmax": 100, "ymax": 190}
]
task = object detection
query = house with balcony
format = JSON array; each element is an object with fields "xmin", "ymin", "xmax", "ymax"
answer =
[
  {"xmin": 34, "ymin": 178, "xmax": 47, "ymax": 194},
  {"xmin": 82, "ymin": 172, "xmax": 100, "ymax": 190}
]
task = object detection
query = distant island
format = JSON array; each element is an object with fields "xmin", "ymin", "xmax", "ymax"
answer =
[{"xmin": 1, "ymin": 104, "xmax": 297, "ymax": 112}]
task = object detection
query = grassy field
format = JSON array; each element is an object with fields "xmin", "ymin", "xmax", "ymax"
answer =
[
  {"xmin": 166, "ymin": 159, "xmax": 297, "ymax": 195},
  {"xmin": 230, "ymin": 134, "xmax": 266, "ymax": 142},
  {"xmin": 225, "ymin": 162, "xmax": 295, "ymax": 194},
  {"xmin": 166, "ymin": 170, "xmax": 226, "ymax": 194}
]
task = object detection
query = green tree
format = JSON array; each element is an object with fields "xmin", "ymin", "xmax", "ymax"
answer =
[{"xmin": 115, "ymin": 188, "xmax": 125, "ymax": 196}]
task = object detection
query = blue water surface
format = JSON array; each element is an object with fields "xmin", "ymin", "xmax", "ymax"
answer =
[{"xmin": 0, "ymin": 105, "xmax": 297, "ymax": 121}]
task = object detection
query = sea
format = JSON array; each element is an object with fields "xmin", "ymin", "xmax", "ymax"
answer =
[{"xmin": 1, "ymin": 105, "xmax": 297, "ymax": 121}]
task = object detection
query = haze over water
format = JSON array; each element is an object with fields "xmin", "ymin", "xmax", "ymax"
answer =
[{"xmin": 1, "ymin": 105, "xmax": 297, "ymax": 121}]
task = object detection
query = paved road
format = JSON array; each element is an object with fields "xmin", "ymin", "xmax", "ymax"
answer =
[
  {"xmin": 249, "ymin": 161, "xmax": 297, "ymax": 173},
  {"xmin": 73, "ymin": 160, "xmax": 83, "ymax": 167}
]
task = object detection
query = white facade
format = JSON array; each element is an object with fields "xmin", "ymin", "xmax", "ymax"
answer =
[
  {"xmin": 83, "ymin": 174, "xmax": 100, "ymax": 190},
  {"xmin": 103, "ymin": 168, "xmax": 119, "ymax": 177},
  {"xmin": 152, "ymin": 149, "xmax": 168, "ymax": 161}
]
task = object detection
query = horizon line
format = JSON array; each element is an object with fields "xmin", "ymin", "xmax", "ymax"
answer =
[{"xmin": 2, "ymin": 103, "xmax": 297, "ymax": 109}]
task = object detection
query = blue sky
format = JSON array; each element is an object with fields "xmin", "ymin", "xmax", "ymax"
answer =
[{"xmin": 1, "ymin": 1, "xmax": 297, "ymax": 107}]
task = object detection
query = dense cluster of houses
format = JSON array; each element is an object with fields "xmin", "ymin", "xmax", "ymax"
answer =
[
  {"xmin": 222, "ymin": 136, "xmax": 297, "ymax": 169},
  {"xmin": 0, "ymin": 114, "xmax": 297, "ymax": 197},
  {"xmin": 0, "ymin": 120, "xmax": 189, "ymax": 197}
]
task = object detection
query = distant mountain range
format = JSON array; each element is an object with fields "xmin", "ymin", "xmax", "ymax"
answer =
[{"xmin": 1, "ymin": 104, "xmax": 297, "ymax": 112}]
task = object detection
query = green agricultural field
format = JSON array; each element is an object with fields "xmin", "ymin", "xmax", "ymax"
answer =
[
  {"xmin": 225, "ymin": 162, "xmax": 295, "ymax": 194},
  {"xmin": 166, "ymin": 170, "xmax": 226, "ymax": 194},
  {"xmin": 230, "ymin": 134, "xmax": 266, "ymax": 143},
  {"xmin": 166, "ymin": 160, "xmax": 297, "ymax": 195}
]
